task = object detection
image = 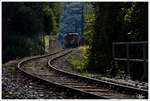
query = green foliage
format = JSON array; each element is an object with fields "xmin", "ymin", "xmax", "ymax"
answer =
[
  {"xmin": 66, "ymin": 67, "xmax": 74, "ymax": 72},
  {"xmin": 67, "ymin": 51, "xmax": 83, "ymax": 72},
  {"xmin": 67, "ymin": 47, "xmax": 90, "ymax": 72},
  {"xmin": 43, "ymin": 3, "xmax": 62, "ymax": 36},
  {"xmin": 45, "ymin": 35, "xmax": 49, "ymax": 41},
  {"xmin": 2, "ymin": 2, "xmax": 63, "ymax": 63},
  {"xmin": 127, "ymin": 2, "xmax": 148, "ymax": 41},
  {"xmin": 124, "ymin": 3, "xmax": 136, "ymax": 23},
  {"xmin": 67, "ymin": 54, "xmax": 82, "ymax": 66},
  {"xmin": 84, "ymin": 2, "xmax": 148, "ymax": 81},
  {"xmin": 51, "ymin": 3, "xmax": 63, "ymax": 32},
  {"xmin": 2, "ymin": 32, "xmax": 31, "ymax": 62},
  {"xmin": 84, "ymin": 3, "xmax": 96, "ymax": 44},
  {"xmin": 43, "ymin": 7, "xmax": 56, "ymax": 35},
  {"xmin": 82, "ymin": 72, "xmax": 101, "ymax": 78},
  {"xmin": 106, "ymin": 61, "xmax": 131, "ymax": 80}
]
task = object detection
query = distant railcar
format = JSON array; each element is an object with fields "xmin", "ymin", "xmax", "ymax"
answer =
[{"xmin": 64, "ymin": 33, "xmax": 79, "ymax": 48}]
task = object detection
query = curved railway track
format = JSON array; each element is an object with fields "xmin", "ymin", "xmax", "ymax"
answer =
[{"xmin": 17, "ymin": 49, "xmax": 148, "ymax": 99}]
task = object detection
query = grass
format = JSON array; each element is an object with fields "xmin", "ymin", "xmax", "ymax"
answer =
[
  {"xmin": 24, "ymin": 55, "xmax": 38, "ymax": 60},
  {"xmin": 71, "ymin": 57, "xmax": 81, "ymax": 66},
  {"xmin": 82, "ymin": 72, "xmax": 101, "ymax": 78},
  {"xmin": 67, "ymin": 47, "xmax": 103, "ymax": 78},
  {"xmin": 40, "ymin": 64, "xmax": 46, "ymax": 70},
  {"xmin": 66, "ymin": 67, "xmax": 74, "ymax": 72},
  {"xmin": 21, "ymin": 65, "xmax": 26, "ymax": 70},
  {"xmin": 11, "ymin": 67, "xmax": 16, "ymax": 72},
  {"xmin": 67, "ymin": 46, "xmax": 89, "ymax": 72},
  {"xmin": 67, "ymin": 54, "xmax": 82, "ymax": 67},
  {"xmin": 67, "ymin": 46, "xmax": 132, "ymax": 80}
]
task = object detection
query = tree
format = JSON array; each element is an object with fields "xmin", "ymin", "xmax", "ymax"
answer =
[
  {"xmin": 86, "ymin": 3, "xmax": 123, "ymax": 74},
  {"xmin": 2, "ymin": 2, "xmax": 63, "ymax": 63},
  {"xmin": 43, "ymin": 7, "xmax": 56, "ymax": 35},
  {"xmin": 84, "ymin": 2, "xmax": 148, "ymax": 81}
]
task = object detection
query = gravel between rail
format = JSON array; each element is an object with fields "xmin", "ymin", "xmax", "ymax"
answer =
[
  {"xmin": 2, "ymin": 50, "xmax": 80, "ymax": 99},
  {"xmin": 19, "ymin": 49, "xmax": 137, "ymax": 98},
  {"xmin": 55, "ymin": 49, "xmax": 148, "ymax": 90},
  {"xmin": 3, "ymin": 49, "xmax": 147, "ymax": 99},
  {"xmin": 50, "ymin": 49, "xmax": 147, "ymax": 99}
]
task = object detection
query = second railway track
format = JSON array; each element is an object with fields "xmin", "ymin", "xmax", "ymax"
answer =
[{"xmin": 17, "ymin": 49, "xmax": 148, "ymax": 99}]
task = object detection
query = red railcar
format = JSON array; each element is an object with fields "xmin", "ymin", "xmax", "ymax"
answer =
[{"xmin": 64, "ymin": 33, "xmax": 79, "ymax": 48}]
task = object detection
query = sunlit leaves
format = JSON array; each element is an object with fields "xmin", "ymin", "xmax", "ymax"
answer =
[
  {"xmin": 123, "ymin": 2, "xmax": 148, "ymax": 41},
  {"xmin": 84, "ymin": 3, "xmax": 96, "ymax": 44},
  {"xmin": 128, "ymin": 32, "xmax": 132, "ymax": 35},
  {"xmin": 124, "ymin": 3, "xmax": 136, "ymax": 23}
]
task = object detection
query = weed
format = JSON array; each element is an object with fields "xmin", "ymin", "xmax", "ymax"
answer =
[
  {"xmin": 68, "ymin": 54, "xmax": 82, "ymax": 66},
  {"xmin": 82, "ymin": 72, "xmax": 101, "ymax": 78},
  {"xmin": 11, "ymin": 67, "xmax": 16, "ymax": 72},
  {"xmin": 66, "ymin": 49, "xmax": 87, "ymax": 72},
  {"xmin": 78, "ymin": 46, "xmax": 89, "ymax": 52},
  {"xmin": 16, "ymin": 58, "xmax": 20, "ymax": 62},
  {"xmin": 40, "ymin": 64, "xmax": 46, "ymax": 70},
  {"xmin": 21, "ymin": 65, "xmax": 26, "ymax": 70},
  {"xmin": 66, "ymin": 67, "xmax": 74, "ymax": 72}
]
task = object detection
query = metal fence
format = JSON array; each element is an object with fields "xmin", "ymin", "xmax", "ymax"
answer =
[{"xmin": 112, "ymin": 41, "xmax": 148, "ymax": 80}]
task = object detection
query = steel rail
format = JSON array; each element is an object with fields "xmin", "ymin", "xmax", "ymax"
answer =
[
  {"xmin": 17, "ymin": 49, "xmax": 105, "ymax": 99},
  {"xmin": 17, "ymin": 49, "xmax": 148, "ymax": 99},
  {"xmin": 48, "ymin": 51, "xmax": 148, "ymax": 98}
]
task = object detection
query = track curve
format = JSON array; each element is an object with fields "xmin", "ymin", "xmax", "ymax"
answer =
[
  {"xmin": 48, "ymin": 50, "xmax": 148, "ymax": 99},
  {"xmin": 17, "ymin": 49, "xmax": 148, "ymax": 99}
]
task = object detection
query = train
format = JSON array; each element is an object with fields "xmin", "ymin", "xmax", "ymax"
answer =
[{"xmin": 63, "ymin": 33, "xmax": 79, "ymax": 48}]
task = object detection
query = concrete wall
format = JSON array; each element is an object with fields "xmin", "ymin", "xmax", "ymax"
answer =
[{"xmin": 48, "ymin": 40, "xmax": 62, "ymax": 52}]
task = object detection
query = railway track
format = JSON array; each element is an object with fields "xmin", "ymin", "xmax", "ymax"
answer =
[{"xmin": 17, "ymin": 49, "xmax": 148, "ymax": 99}]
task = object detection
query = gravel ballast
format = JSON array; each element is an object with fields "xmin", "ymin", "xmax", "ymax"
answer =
[{"xmin": 2, "ymin": 59, "xmax": 78, "ymax": 99}]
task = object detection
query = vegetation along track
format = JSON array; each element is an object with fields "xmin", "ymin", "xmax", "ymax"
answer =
[{"xmin": 17, "ymin": 49, "xmax": 148, "ymax": 99}]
